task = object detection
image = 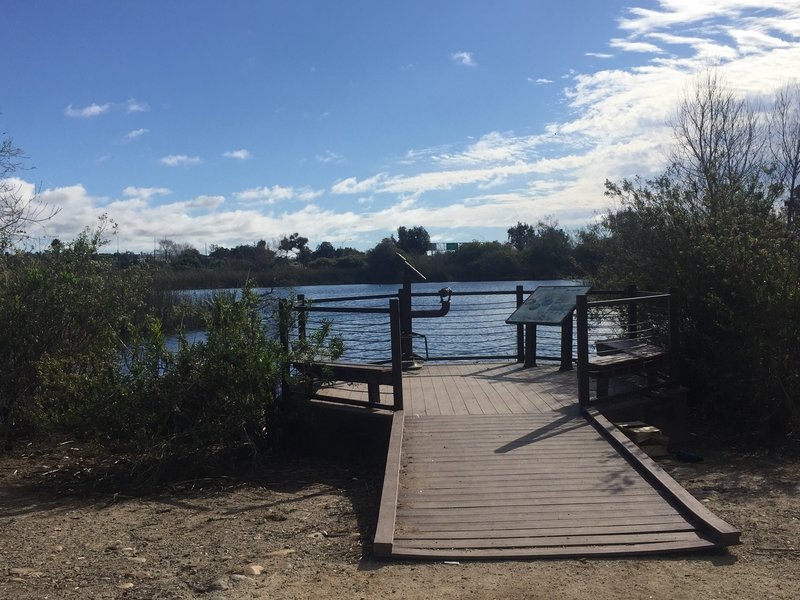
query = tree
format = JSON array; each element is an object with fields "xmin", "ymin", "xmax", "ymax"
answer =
[
  {"xmin": 312, "ymin": 241, "xmax": 336, "ymax": 260},
  {"xmin": 670, "ymin": 70, "xmax": 769, "ymax": 214},
  {"xmin": 278, "ymin": 232, "xmax": 309, "ymax": 260},
  {"xmin": 158, "ymin": 238, "xmax": 194, "ymax": 262},
  {"xmin": 507, "ymin": 221, "xmax": 535, "ymax": 251},
  {"xmin": 397, "ymin": 226, "xmax": 431, "ymax": 255},
  {"xmin": 769, "ymin": 83, "xmax": 800, "ymax": 224},
  {"xmin": 600, "ymin": 73, "xmax": 800, "ymax": 433},
  {"xmin": 1, "ymin": 136, "xmax": 57, "ymax": 249},
  {"xmin": 366, "ymin": 237, "xmax": 402, "ymax": 282}
]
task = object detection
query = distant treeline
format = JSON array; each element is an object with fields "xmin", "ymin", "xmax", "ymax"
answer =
[{"xmin": 112, "ymin": 221, "xmax": 602, "ymax": 290}]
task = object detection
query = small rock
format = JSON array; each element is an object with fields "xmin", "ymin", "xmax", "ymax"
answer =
[
  {"xmin": 106, "ymin": 541, "xmax": 124, "ymax": 552},
  {"xmin": 267, "ymin": 548, "xmax": 295, "ymax": 557},
  {"xmin": 53, "ymin": 545, "xmax": 64, "ymax": 552},
  {"xmin": 127, "ymin": 557, "xmax": 147, "ymax": 564},
  {"xmin": 9, "ymin": 568, "xmax": 44, "ymax": 578},
  {"xmin": 208, "ymin": 577, "xmax": 230, "ymax": 591},
  {"xmin": 230, "ymin": 574, "xmax": 250, "ymax": 584},
  {"xmin": 128, "ymin": 570, "xmax": 152, "ymax": 579},
  {"xmin": 240, "ymin": 564, "xmax": 264, "ymax": 576},
  {"xmin": 117, "ymin": 582, "xmax": 135, "ymax": 589},
  {"xmin": 308, "ymin": 532, "xmax": 325, "ymax": 540}
]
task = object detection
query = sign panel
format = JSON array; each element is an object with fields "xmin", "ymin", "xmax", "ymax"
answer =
[{"xmin": 505, "ymin": 286, "xmax": 591, "ymax": 325}]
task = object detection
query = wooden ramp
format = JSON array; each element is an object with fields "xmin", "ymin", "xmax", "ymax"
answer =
[{"xmin": 374, "ymin": 364, "xmax": 739, "ymax": 560}]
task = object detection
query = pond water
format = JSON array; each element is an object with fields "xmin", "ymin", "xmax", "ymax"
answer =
[{"xmin": 176, "ymin": 279, "xmax": 581, "ymax": 363}]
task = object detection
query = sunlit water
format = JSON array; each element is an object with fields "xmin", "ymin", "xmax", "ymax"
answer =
[{"xmin": 175, "ymin": 280, "xmax": 582, "ymax": 363}]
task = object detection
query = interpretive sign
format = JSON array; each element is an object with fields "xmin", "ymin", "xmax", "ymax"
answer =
[{"xmin": 506, "ymin": 286, "xmax": 591, "ymax": 325}]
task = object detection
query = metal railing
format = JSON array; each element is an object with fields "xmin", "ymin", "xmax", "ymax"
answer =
[{"xmin": 576, "ymin": 289, "xmax": 679, "ymax": 406}]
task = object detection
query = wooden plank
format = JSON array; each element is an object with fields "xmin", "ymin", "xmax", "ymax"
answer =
[
  {"xmin": 400, "ymin": 494, "xmax": 665, "ymax": 510},
  {"xmin": 373, "ymin": 410, "xmax": 404, "ymax": 557},
  {"xmin": 395, "ymin": 530, "xmax": 706, "ymax": 549},
  {"xmin": 584, "ymin": 408, "xmax": 741, "ymax": 546},
  {"xmin": 400, "ymin": 481, "xmax": 655, "ymax": 495},
  {"xmin": 396, "ymin": 515, "xmax": 690, "ymax": 535},
  {"xmin": 390, "ymin": 537, "xmax": 717, "ymax": 559},
  {"xmin": 396, "ymin": 504, "xmax": 683, "ymax": 522}
]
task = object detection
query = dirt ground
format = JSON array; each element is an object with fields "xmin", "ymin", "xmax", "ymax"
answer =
[{"xmin": 1, "ymin": 421, "xmax": 798, "ymax": 600}]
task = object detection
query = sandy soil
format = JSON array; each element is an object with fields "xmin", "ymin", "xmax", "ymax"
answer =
[{"xmin": 1, "ymin": 428, "xmax": 798, "ymax": 600}]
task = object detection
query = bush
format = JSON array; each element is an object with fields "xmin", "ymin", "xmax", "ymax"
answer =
[
  {"xmin": 601, "ymin": 174, "xmax": 800, "ymax": 433},
  {"xmin": 0, "ymin": 225, "xmax": 150, "ymax": 443}
]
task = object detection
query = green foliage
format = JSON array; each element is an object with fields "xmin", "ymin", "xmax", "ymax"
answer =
[
  {"xmin": 397, "ymin": 225, "xmax": 431, "ymax": 255},
  {"xmin": 601, "ymin": 171, "xmax": 800, "ymax": 432},
  {"xmin": 0, "ymin": 223, "xmax": 149, "ymax": 442},
  {"xmin": 33, "ymin": 284, "xmax": 285, "ymax": 457}
]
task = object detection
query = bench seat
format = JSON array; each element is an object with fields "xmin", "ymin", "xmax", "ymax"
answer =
[
  {"xmin": 588, "ymin": 340, "xmax": 668, "ymax": 398},
  {"xmin": 292, "ymin": 361, "xmax": 393, "ymax": 404}
]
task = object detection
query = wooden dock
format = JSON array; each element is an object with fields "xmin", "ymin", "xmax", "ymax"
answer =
[{"xmin": 353, "ymin": 363, "xmax": 740, "ymax": 560}]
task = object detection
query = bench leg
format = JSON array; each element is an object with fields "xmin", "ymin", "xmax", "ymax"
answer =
[{"xmin": 367, "ymin": 380, "xmax": 380, "ymax": 404}]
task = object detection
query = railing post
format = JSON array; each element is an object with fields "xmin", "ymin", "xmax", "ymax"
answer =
[
  {"xmin": 389, "ymin": 298, "xmax": 404, "ymax": 410},
  {"xmin": 667, "ymin": 288, "xmax": 680, "ymax": 388},
  {"xmin": 559, "ymin": 310, "xmax": 574, "ymax": 371},
  {"xmin": 576, "ymin": 294, "xmax": 590, "ymax": 407},
  {"xmin": 398, "ymin": 286, "xmax": 413, "ymax": 364},
  {"xmin": 524, "ymin": 323, "xmax": 537, "ymax": 367},
  {"xmin": 297, "ymin": 293, "xmax": 307, "ymax": 342},
  {"xmin": 278, "ymin": 298, "xmax": 291, "ymax": 402},
  {"xmin": 515, "ymin": 285, "xmax": 524, "ymax": 363},
  {"xmin": 626, "ymin": 284, "xmax": 638, "ymax": 338}
]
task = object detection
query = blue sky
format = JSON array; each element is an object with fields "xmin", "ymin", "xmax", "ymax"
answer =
[{"xmin": 4, "ymin": 1, "xmax": 800, "ymax": 252}]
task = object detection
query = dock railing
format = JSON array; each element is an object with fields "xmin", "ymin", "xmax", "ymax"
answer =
[
  {"xmin": 280, "ymin": 295, "xmax": 404, "ymax": 410},
  {"xmin": 576, "ymin": 288, "xmax": 679, "ymax": 407}
]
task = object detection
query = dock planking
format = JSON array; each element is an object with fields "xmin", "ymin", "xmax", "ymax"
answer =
[{"xmin": 371, "ymin": 363, "xmax": 740, "ymax": 559}]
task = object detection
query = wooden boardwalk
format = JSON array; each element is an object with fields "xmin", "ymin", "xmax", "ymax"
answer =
[{"xmin": 316, "ymin": 362, "xmax": 740, "ymax": 559}]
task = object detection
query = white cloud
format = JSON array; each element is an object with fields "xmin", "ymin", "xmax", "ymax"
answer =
[
  {"xmin": 451, "ymin": 51, "xmax": 476, "ymax": 67},
  {"xmin": 430, "ymin": 131, "xmax": 539, "ymax": 167},
  {"xmin": 124, "ymin": 128, "xmax": 149, "ymax": 141},
  {"xmin": 123, "ymin": 186, "xmax": 171, "ymax": 199},
  {"xmin": 529, "ymin": 77, "xmax": 554, "ymax": 84},
  {"xmin": 316, "ymin": 150, "xmax": 344, "ymax": 164},
  {"xmin": 609, "ymin": 38, "xmax": 664, "ymax": 53},
  {"xmin": 585, "ymin": 52, "xmax": 613, "ymax": 59},
  {"xmin": 331, "ymin": 173, "xmax": 388, "ymax": 194},
  {"xmin": 223, "ymin": 149, "xmax": 252, "ymax": 160},
  {"xmin": 64, "ymin": 103, "xmax": 110, "ymax": 118},
  {"xmin": 126, "ymin": 98, "xmax": 150, "ymax": 113},
  {"xmin": 187, "ymin": 195, "xmax": 225, "ymax": 209},
  {"xmin": 160, "ymin": 154, "xmax": 202, "ymax": 167},
  {"xmin": 234, "ymin": 185, "xmax": 322, "ymax": 204}
]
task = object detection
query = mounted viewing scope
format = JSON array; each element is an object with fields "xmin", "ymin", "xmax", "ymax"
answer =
[{"xmin": 395, "ymin": 253, "xmax": 452, "ymax": 369}]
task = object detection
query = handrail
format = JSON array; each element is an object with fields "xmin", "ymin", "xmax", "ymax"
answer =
[
  {"xmin": 576, "ymin": 290, "xmax": 678, "ymax": 406},
  {"xmin": 280, "ymin": 296, "xmax": 404, "ymax": 410},
  {"xmin": 307, "ymin": 293, "xmax": 398, "ymax": 304},
  {"xmin": 587, "ymin": 293, "xmax": 670, "ymax": 307},
  {"xmin": 294, "ymin": 305, "xmax": 390, "ymax": 314}
]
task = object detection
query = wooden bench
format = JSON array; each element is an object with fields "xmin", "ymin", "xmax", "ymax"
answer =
[
  {"xmin": 292, "ymin": 361, "xmax": 394, "ymax": 405},
  {"xmin": 588, "ymin": 339, "xmax": 667, "ymax": 398}
]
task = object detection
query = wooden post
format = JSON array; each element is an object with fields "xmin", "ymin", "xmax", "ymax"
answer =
[
  {"xmin": 576, "ymin": 294, "xmax": 589, "ymax": 407},
  {"xmin": 524, "ymin": 323, "xmax": 537, "ymax": 367},
  {"xmin": 389, "ymin": 298, "xmax": 404, "ymax": 410},
  {"xmin": 278, "ymin": 298, "xmax": 291, "ymax": 402},
  {"xmin": 515, "ymin": 285, "xmax": 524, "ymax": 363},
  {"xmin": 297, "ymin": 293, "xmax": 307, "ymax": 342},
  {"xmin": 559, "ymin": 310, "xmax": 574, "ymax": 371},
  {"xmin": 667, "ymin": 288, "xmax": 680, "ymax": 388},
  {"xmin": 626, "ymin": 284, "xmax": 638, "ymax": 338},
  {"xmin": 398, "ymin": 286, "xmax": 413, "ymax": 364}
]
